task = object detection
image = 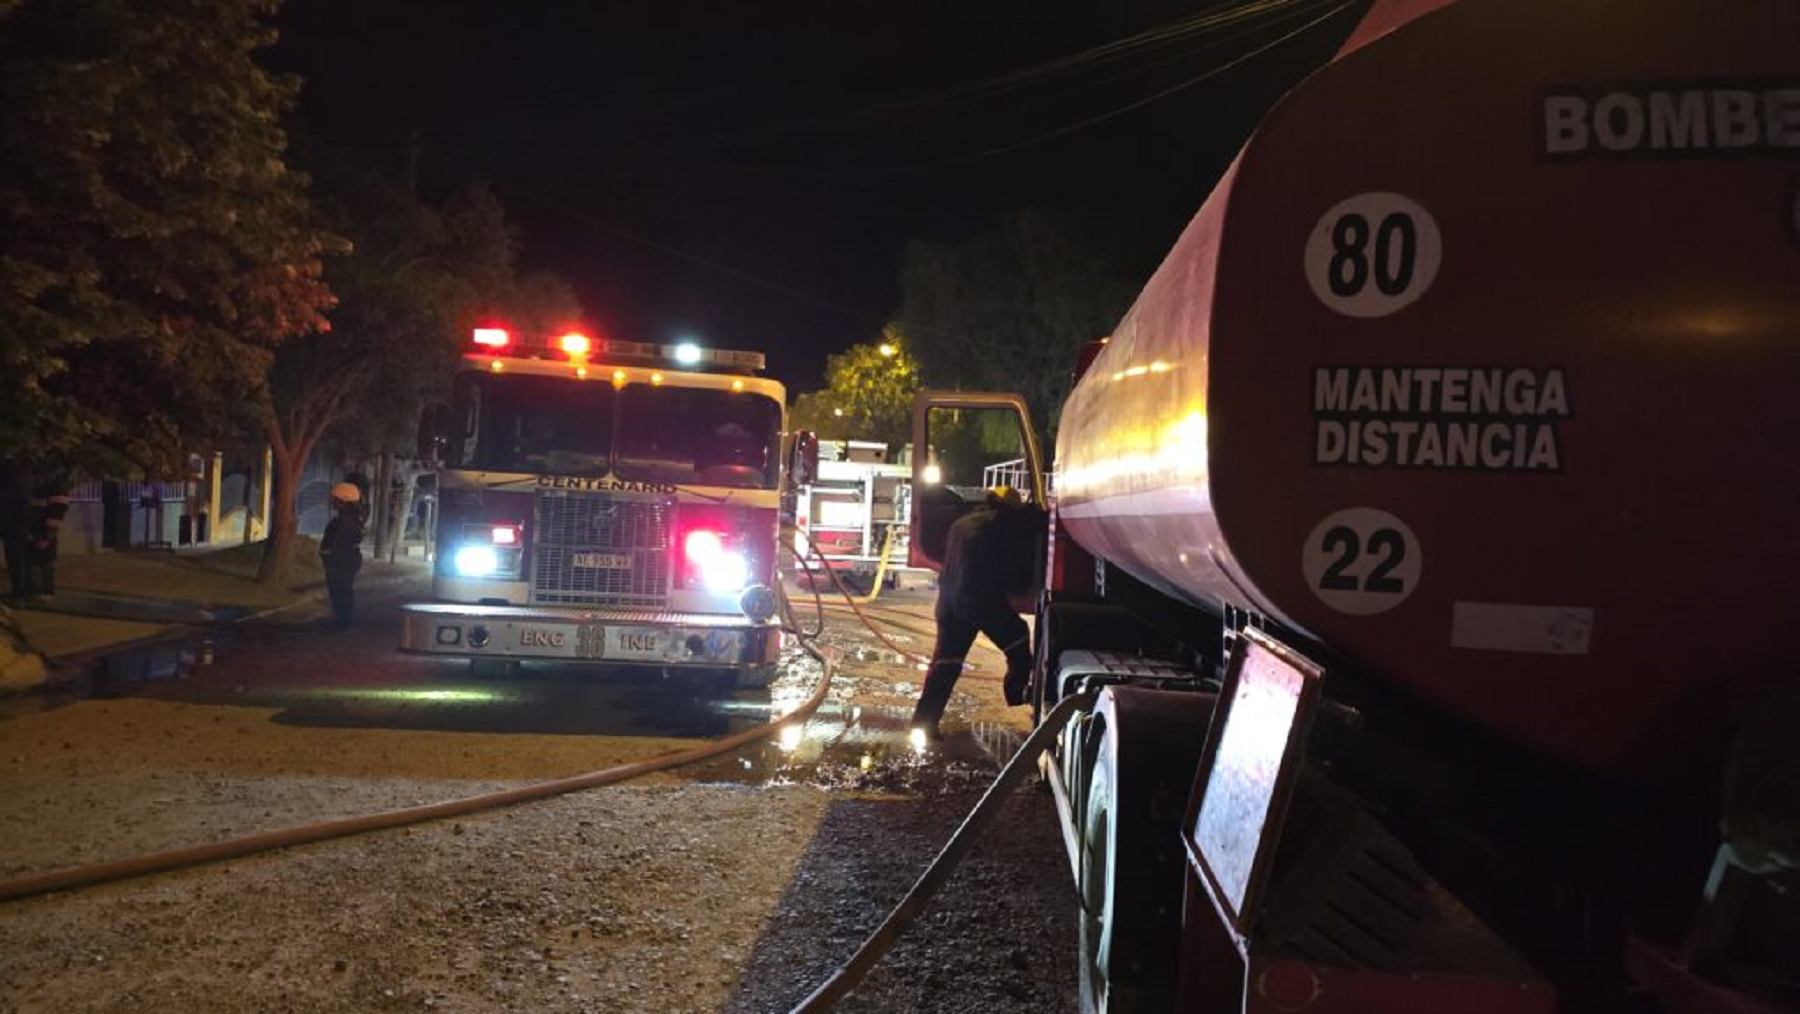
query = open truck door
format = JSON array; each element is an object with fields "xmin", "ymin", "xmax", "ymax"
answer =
[{"xmin": 908, "ymin": 391, "xmax": 1046, "ymax": 575}]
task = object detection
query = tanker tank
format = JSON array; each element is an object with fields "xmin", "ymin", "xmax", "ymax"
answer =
[{"xmin": 1053, "ymin": 0, "xmax": 1800, "ymax": 789}]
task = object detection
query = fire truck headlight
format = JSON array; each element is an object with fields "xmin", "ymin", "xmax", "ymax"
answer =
[
  {"xmin": 739, "ymin": 584, "xmax": 777, "ymax": 622},
  {"xmin": 454, "ymin": 545, "xmax": 499, "ymax": 578},
  {"xmin": 701, "ymin": 551, "xmax": 750, "ymax": 592}
]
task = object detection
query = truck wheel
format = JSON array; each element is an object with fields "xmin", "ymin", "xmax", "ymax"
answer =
[
  {"xmin": 1078, "ymin": 715, "xmax": 1129, "ymax": 1014},
  {"xmin": 1077, "ymin": 688, "xmax": 1215, "ymax": 1014},
  {"xmin": 469, "ymin": 658, "xmax": 520, "ymax": 679}
]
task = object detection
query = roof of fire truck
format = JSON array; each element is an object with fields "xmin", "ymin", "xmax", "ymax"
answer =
[{"xmin": 459, "ymin": 328, "xmax": 784, "ymax": 400}]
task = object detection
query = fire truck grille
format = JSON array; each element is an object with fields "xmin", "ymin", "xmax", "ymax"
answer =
[{"xmin": 530, "ymin": 493, "xmax": 671, "ymax": 607}]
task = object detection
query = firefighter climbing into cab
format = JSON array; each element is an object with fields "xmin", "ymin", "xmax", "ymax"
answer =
[{"xmin": 910, "ymin": 486, "xmax": 1046, "ymax": 739}]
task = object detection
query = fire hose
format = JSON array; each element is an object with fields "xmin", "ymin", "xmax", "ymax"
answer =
[
  {"xmin": 0, "ymin": 530, "xmax": 987, "ymax": 904},
  {"xmin": 0, "ymin": 586, "xmax": 838, "ymax": 904},
  {"xmin": 787, "ymin": 690, "xmax": 1096, "ymax": 1013},
  {"xmin": 3, "ymin": 529, "xmax": 1058, "ymax": 1011}
]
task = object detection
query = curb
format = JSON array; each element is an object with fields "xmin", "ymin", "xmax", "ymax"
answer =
[{"xmin": 9, "ymin": 572, "xmax": 429, "ymax": 689}]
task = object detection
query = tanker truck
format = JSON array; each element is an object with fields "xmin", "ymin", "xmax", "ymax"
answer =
[{"xmin": 906, "ymin": 1, "xmax": 1799, "ymax": 1011}]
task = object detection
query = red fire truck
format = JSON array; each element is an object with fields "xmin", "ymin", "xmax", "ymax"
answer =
[{"xmin": 402, "ymin": 327, "xmax": 808, "ymax": 687}]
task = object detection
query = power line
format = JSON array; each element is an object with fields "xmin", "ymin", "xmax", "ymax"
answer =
[
  {"xmin": 924, "ymin": 0, "xmax": 1358, "ymax": 167},
  {"xmin": 875, "ymin": 0, "xmax": 1314, "ymax": 114}
]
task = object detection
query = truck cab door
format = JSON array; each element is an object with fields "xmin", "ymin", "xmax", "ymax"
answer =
[{"xmin": 908, "ymin": 391, "xmax": 1047, "ymax": 576}]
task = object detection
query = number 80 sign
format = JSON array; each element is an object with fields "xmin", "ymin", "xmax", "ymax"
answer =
[{"xmin": 1304, "ymin": 193, "xmax": 1442, "ymax": 319}]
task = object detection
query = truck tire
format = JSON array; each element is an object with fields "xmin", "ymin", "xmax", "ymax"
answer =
[
  {"xmin": 1078, "ymin": 712, "xmax": 1124, "ymax": 1014},
  {"xmin": 469, "ymin": 658, "xmax": 520, "ymax": 679},
  {"xmin": 1077, "ymin": 687, "xmax": 1217, "ymax": 1014}
]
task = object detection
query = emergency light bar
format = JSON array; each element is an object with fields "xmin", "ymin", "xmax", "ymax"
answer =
[{"xmin": 468, "ymin": 328, "xmax": 764, "ymax": 372}]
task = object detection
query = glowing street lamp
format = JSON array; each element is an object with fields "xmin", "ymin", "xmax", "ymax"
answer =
[{"xmin": 878, "ymin": 343, "xmax": 896, "ymax": 358}]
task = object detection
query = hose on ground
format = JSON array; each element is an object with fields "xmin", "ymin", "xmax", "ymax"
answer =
[
  {"xmin": 792, "ymin": 526, "xmax": 963, "ymax": 671},
  {"xmin": 0, "ymin": 592, "xmax": 838, "ymax": 905},
  {"xmin": 788, "ymin": 690, "xmax": 1096, "ymax": 1013},
  {"xmin": 793, "ymin": 525, "xmax": 932, "ymax": 665}
]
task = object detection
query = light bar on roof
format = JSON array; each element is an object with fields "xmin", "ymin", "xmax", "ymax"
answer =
[{"xmin": 469, "ymin": 330, "xmax": 765, "ymax": 372}]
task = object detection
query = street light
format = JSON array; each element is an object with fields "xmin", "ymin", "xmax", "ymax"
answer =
[{"xmin": 878, "ymin": 343, "xmax": 896, "ymax": 357}]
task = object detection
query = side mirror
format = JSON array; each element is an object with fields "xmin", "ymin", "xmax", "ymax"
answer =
[
  {"xmin": 789, "ymin": 429, "xmax": 819, "ymax": 488},
  {"xmin": 416, "ymin": 404, "xmax": 448, "ymax": 463}
]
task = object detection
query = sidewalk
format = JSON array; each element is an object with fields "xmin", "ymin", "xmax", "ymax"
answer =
[{"xmin": 1, "ymin": 538, "xmax": 425, "ymax": 689}]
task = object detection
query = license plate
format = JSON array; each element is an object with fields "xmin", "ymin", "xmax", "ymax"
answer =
[
  {"xmin": 572, "ymin": 552, "xmax": 632, "ymax": 569},
  {"xmin": 606, "ymin": 627, "xmax": 668, "ymax": 660}
]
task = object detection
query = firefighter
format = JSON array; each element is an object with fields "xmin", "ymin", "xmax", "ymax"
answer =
[
  {"xmin": 25, "ymin": 478, "xmax": 72, "ymax": 600},
  {"xmin": 0, "ymin": 460, "xmax": 30, "ymax": 603},
  {"xmin": 910, "ymin": 486, "xmax": 1047, "ymax": 739},
  {"xmin": 319, "ymin": 482, "xmax": 365, "ymax": 630}
]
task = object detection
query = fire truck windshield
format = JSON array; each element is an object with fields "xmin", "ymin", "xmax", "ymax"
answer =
[
  {"xmin": 451, "ymin": 373, "xmax": 616, "ymax": 476},
  {"xmin": 449, "ymin": 373, "xmax": 781, "ymax": 489},
  {"xmin": 615, "ymin": 384, "xmax": 781, "ymax": 489}
]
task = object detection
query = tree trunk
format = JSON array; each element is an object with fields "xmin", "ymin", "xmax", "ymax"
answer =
[
  {"xmin": 372, "ymin": 451, "xmax": 394, "ymax": 561},
  {"xmin": 257, "ymin": 443, "xmax": 305, "ymax": 586},
  {"xmin": 387, "ymin": 468, "xmax": 416, "ymax": 564}
]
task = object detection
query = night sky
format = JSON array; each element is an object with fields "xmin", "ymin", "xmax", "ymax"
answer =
[{"xmin": 271, "ymin": 0, "xmax": 1366, "ymax": 389}]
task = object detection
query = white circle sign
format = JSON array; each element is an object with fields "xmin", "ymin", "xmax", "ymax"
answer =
[
  {"xmin": 1304, "ymin": 192, "xmax": 1442, "ymax": 318},
  {"xmin": 1302, "ymin": 507, "xmax": 1422, "ymax": 615}
]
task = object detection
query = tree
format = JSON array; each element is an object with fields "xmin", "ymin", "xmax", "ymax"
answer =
[
  {"xmin": 0, "ymin": 0, "xmax": 335, "ymax": 478},
  {"xmin": 788, "ymin": 325, "xmax": 920, "ymax": 447},
  {"xmin": 896, "ymin": 208, "xmax": 1139, "ymax": 442},
  {"xmin": 254, "ymin": 145, "xmax": 526, "ymax": 583}
]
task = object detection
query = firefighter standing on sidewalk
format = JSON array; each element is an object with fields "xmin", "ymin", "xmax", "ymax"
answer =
[
  {"xmin": 0, "ymin": 460, "xmax": 30, "ymax": 603},
  {"xmin": 319, "ymin": 483, "xmax": 365, "ymax": 630},
  {"xmin": 25, "ymin": 478, "xmax": 71, "ymax": 600},
  {"xmin": 910, "ymin": 487, "xmax": 1047, "ymax": 739}
]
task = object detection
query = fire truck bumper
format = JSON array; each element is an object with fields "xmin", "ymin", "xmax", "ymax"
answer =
[{"xmin": 398, "ymin": 603, "xmax": 782, "ymax": 671}]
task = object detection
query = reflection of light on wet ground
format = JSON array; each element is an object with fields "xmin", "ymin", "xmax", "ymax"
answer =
[
  {"xmin": 777, "ymin": 723, "xmax": 804, "ymax": 753},
  {"xmin": 296, "ymin": 687, "xmax": 514, "ymax": 705}
]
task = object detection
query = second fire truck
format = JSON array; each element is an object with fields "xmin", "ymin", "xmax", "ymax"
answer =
[{"xmin": 401, "ymin": 327, "xmax": 808, "ymax": 688}]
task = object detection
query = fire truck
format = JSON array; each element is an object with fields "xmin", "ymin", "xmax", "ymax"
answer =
[
  {"xmin": 791, "ymin": 440, "xmax": 915, "ymax": 591},
  {"xmin": 908, "ymin": 1, "xmax": 1799, "ymax": 1011},
  {"xmin": 401, "ymin": 327, "xmax": 811, "ymax": 687}
]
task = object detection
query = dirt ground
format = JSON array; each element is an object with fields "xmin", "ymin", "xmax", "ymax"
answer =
[{"xmin": 0, "ymin": 590, "xmax": 1077, "ymax": 1013}]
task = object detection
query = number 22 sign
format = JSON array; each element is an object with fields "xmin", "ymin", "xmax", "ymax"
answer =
[
  {"xmin": 1304, "ymin": 193, "xmax": 1442, "ymax": 318},
  {"xmin": 1302, "ymin": 507, "xmax": 1422, "ymax": 615}
]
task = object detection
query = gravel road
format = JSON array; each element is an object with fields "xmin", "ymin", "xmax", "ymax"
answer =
[{"xmin": 0, "ymin": 592, "xmax": 1077, "ymax": 1013}]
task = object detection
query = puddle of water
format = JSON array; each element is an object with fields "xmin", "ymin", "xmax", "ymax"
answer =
[
  {"xmin": 683, "ymin": 697, "xmax": 1005, "ymax": 794},
  {"xmin": 83, "ymin": 634, "xmax": 222, "ymax": 697}
]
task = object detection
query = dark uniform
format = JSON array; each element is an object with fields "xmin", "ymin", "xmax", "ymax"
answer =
[
  {"xmin": 910, "ymin": 492, "xmax": 1047, "ymax": 736},
  {"xmin": 319, "ymin": 501, "xmax": 365, "ymax": 629},
  {"xmin": 0, "ymin": 461, "xmax": 31, "ymax": 602},
  {"xmin": 26, "ymin": 481, "xmax": 72, "ymax": 598}
]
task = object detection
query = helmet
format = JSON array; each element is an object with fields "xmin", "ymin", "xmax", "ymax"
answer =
[
  {"xmin": 330, "ymin": 482, "xmax": 362, "ymax": 504},
  {"xmin": 986, "ymin": 485, "xmax": 1023, "ymax": 507}
]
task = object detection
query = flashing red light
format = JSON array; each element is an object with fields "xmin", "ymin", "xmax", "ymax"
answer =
[
  {"xmin": 491, "ymin": 525, "xmax": 519, "ymax": 546},
  {"xmin": 473, "ymin": 327, "xmax": 510, "ymax": 348},
  {"xmin": 558, "ymin": 332, "xmax": 592, "ymax": 356}
]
